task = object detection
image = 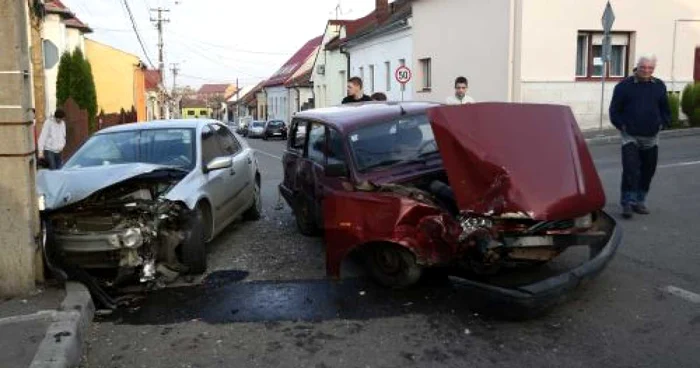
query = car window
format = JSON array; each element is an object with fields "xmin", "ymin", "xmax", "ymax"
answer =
[
  {"xmin": 307, "ymin": 122, "xmax": 326, "ymax": 165},
  {"xmin": 327, "ymin": 128, "xmax": 346, "ymax": 166},
  {"xmin": 211, "ymin": 124, "xmax": 241, "ymax": 155},
  {"xmin": 201, "ymin": 125, "xmax": 227, "ymax": 165},
  {"xmin": 290, "ymin": 119, "xmax": 308, "ymax": 151}
]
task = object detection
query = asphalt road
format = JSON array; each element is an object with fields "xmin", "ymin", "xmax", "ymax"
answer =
[{"xmin": 82, "ymin": 134, "xmax": 700, "ymax": 368}]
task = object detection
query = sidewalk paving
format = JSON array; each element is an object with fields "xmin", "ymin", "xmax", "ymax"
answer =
[
  {"xmin": 0, "ymin": 282, "xmax": 94, "ymax": 368},
  {"xmin": 583, "ymin": 126, "xmax": 700, "ymax": 146}
]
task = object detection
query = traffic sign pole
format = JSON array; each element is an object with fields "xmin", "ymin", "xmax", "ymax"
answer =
[
  {"xmin": 395, "ymin": 65, "xmax": 412, "ymax": 102},
  {"xmin": 600, "ymin": 1, "xmax": 615, "ymax": 131}
]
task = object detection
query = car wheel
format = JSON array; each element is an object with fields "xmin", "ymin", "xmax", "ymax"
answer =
[
  {"xmin": 243, "ymin": 177, "xmax": 262, "ymax": 221},
  {"xmin": 181, "ymin": 205, "xmax": 207, "ymax": 274},
  {"xmin": 263, "ymin": 134, "xmax": 268, "ymax": 141},
  {"xmin": 294, "ymin": 199, "xmax": 319, "ymax": 236},
  {"xmin": 366, "ymin": 244, "xmax": 422, "ymax": 289}
]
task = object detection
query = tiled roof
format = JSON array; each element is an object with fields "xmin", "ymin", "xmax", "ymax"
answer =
[
  {"xmin": 64, "ymin": 17, "xmax": 92, "ymax": 32},
  {"xmin": 284, "ymin": 69, "xmax": 313, "ymax": 88},
  {"xmin": 240, "ymin": 81, "xmax": 265, "ymax": 104},
  {"xmin": 344, "ymin": 0, "xmax": 412, "ymax": 44},
  {"xmin": 181, "ymin": 98, "xmax": 208, "ymax": 108},
  {"xmin": 197, "ymin": 84, "xmax": 232, "ymax": 94},
  {"xmin": 45, "ymin": 1, "xmax": 92, "ymax": 33},
  {"xmin": 44, "ymin": 0, "xmax": 71, "ymax": 14},
  {"xmin": 144, "ymin": 69, "xmax": 162, "ymax": 90},
  {"xmin": 264, "ymin": 35, "xmax": 323, "ymax": 87}
]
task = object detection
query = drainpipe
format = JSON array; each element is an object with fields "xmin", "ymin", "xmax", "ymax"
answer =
[
  {"xmin": 295, "ymin": 87, "xmax": 301, "ymax": 112},
  {"xmin": 340, "ymin": 46, "xmax": 351, "ymax": 80}
]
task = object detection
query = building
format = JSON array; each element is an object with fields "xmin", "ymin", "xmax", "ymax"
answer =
[
  {"xmin": 344, "ymin": 0, "xmax": 413, "ymax": 101},
  {"xmin": 227, "ymin": 84, "xmax": 256, "ymax": 123},
  {"xmin": 41, "ymin": 0, "xmax": 92, "ymax": 118},
  {"xmin": 412, "ymin": 0, "xmax": 700, "ymax": 129},
  {"xmin": 85, "ymin": 39, "xmax": 147, "ymax": 121},
  {"xmin": 263, "ymin": 35, "xmax": 323, "ymax": 123},
  {"xmin": 196, "ymin": 83, "xmax": 237, "ymax": 101},
  {"xmin": 181, "ymin": 99, "xmax": 212, "ymax": 119},
  {"xmin": 144, "ymin": 69, "xmax": 164, "ymax": 121}
]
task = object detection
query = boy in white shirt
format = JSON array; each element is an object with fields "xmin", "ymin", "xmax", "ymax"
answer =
[
  {"xmin": 38, "ymin": 109, "xmax": 67, "ymax": 170},
  {"xmin": 446, "ymin": 76, "xmax": 475, "ymax": 105}
]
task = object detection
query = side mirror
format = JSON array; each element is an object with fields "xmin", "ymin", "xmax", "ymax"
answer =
[
  {"xmin": 325, "ymin": 162, "xmax": 348, "ymax": 178},
  {"xmin": 204, "ymin": 156, "xmax": 232, "ymax": 173}
]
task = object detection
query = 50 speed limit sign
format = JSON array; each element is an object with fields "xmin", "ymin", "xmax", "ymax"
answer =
[{"xmin": 395, "ymin": 66, "xmax": 412, "ymax": 85}]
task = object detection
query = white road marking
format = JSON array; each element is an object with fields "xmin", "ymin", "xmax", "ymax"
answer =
[
  {"xmin": 664, "ymin": 285, "xmax": 700, "ymax": 304},
  {"xmin": 255, "ymin": 149, "xmax": 282, "ymax": 160},
  {"xmin": 658, "ymin": 160, "xmax": 700, "ymax": 169}
]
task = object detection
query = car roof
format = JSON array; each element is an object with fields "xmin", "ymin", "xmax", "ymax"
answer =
[
  {"xmin": 96, "ymin": 119, "xmax": 217, "ymax": 134},
  {"xmin": 293, "ymin": 101, "xmax": 440, "ymax": 133}
]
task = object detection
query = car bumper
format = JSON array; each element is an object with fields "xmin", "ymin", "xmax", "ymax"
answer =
[
  {"xmin": 54, "ymin": 228, "xmax": 144, "ymax": 268},
  {"xmin": 449, "ymin": 211, "xmax": 622, "ymax": 315}
]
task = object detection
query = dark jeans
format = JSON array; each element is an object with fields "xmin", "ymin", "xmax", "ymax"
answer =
[
  {"xmin": 44, "ymin": 150, "xmax": 62, "ymax": 170},
  {"xmin": 620, "ymin": 143, "xmax": 658, "ymax": 206}
]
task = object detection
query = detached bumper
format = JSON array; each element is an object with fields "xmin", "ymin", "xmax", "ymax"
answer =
[
  {"xmin": 450, "ymin": 211, "xmax": 622, "ymax": 314},
  {"xmin": 54, "ymin": 228, "xmax": 144, "ymax": 268}
]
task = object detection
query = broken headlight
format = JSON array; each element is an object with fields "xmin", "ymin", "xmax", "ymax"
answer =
[
  {"xmin": 38, "ymin": 194, "xmax": 46, "ymax": 211},
  {"xmin": 121, "ymin": 228, "xmax": 144, "ymax": 248},
  {"xmin": 574, "ymin": 214, "xmax": 593, "ymax": 229}
]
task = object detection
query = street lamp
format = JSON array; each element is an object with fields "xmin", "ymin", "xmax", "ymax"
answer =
[{"xmin": 670, "ymin": 19, "xmax": 700, "ymax": 91}]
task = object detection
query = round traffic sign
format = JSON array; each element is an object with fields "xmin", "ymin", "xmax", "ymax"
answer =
[{"xmin": 395, "ymin": 66, "xmax": 412, "ymax": 84}]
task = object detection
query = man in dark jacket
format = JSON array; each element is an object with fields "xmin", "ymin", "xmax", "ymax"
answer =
[
  {"xmin": 609, "ymin": 55, "xmax": 671, "ymax": 219},
  {"xmin": 342, "ymin": 77, "xmax": 372, "ymax": 104}
]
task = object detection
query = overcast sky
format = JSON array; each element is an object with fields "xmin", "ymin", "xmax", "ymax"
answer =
[{"xmin": 61, "ymin": 0, "xmax": 377, "ymax": 89}]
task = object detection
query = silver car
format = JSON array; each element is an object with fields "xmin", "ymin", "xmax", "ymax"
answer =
[
  {"xmin": 37, "ymin": 119, "xmax": 261, "ymax": 285},
  {"xmin": 246, "ymin": 120, "xmax": 266, "ymax": 138}
]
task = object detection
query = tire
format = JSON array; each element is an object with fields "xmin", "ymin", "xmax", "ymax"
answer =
[
  {"xmin": 294, "ymin": 198, "xmax": 319, "ymax": 236},
  {"xmin": 243, "ymin": 178, "xmax": 262, "ymax": 221},
  {"xmin": 366, "ymin": 244, "xmax": 422, "ymax": 289},
  {"xmin": 181, "ymin": 205, "xmax": 207, "ymax": 274}
]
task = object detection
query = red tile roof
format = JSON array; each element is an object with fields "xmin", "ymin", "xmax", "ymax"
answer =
[
  {"xmin": 180, "ymin": 98, "xmax": 208, "ymax": 108},
  {"xmin": 44, "ymin": 0, "xmax": 71, "ymax": 14},
  {"xmin": 264, "ymin": 35, "xmax": 323, "ymax": 87},
  {"xmin": 144, "ymin": 70, "xmax": 162, "ymax": 90},
  {"xmin": 326, "ymin": 0, "xmax": 412, "ymax": 50},
  {"xmin": 284, "ymin": 69, "xmax": 313, "ymax": 88},
  {"xmin": 197, "ymin": 84, "xmax": 232, "ymax": 94},
  {"xmin": 45, "ymin": 1, "xmax": 92, "ymax": 33},
  {"xmin": 64, "ymin": 17, "xmax": 92, "ymax": 32}
]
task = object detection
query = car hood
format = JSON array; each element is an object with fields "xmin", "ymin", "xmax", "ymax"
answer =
[
  {"xmin": 37, "ymin": 163, "xmax": 185, "ymax": 210},
  {"xmin": 427, "ymin": 103, "xmax": 605, "ymax": 220}
]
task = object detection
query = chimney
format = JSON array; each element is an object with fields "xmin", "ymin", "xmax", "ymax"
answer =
[{"xmin": 375, "ymin": 0, "xmax": 389, "ymax": 23}]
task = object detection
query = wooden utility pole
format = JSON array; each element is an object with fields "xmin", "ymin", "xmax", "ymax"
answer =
[
  {"xmin": 0, "ymin": 0, "xmax": 40, "ymax": 296},
  {"xmin": 151, "ymin": 7, "xmax": 170, "ymax": 119}
]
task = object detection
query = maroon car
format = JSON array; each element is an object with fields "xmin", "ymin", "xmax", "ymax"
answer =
[{"xmin": 280, "ymin": 102, "xmax": 620, "ymax": 301}]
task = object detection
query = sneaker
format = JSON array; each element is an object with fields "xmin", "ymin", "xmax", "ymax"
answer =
[
  {"xmin": 622, "ymin": 205, "xmax": 633, "ymax": 219},
  {"xmin": 632, "ymin": 204, "xmax": 650, "ymax": 215}
]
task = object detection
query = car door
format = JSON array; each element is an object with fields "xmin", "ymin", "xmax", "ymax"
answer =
[
  {"xmin": 200, "ymin": 125, "xmax": 237, "ymax": 233},
  {"xmin": 299, "ymin": 121, "xmax": 330, "ymax": 227},
  {"xmin": 282, "ymin": 118, "xmax": 308, "ymax": 197},
  {"xmin": 212, "ymin": 123, "xmax": 252, "ymax": 218}
]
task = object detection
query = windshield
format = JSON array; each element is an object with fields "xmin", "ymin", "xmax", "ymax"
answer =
[
  {"xmin": 64, "ymin": 128, "xmax": 196, "ymax": 170},
  {"xmin": 349, "ymin": 113, "xmax": 438, "ymax": 172},
  {"xmin": 252, "ymin": 122, "xmax": 265, "ymax": 128}
]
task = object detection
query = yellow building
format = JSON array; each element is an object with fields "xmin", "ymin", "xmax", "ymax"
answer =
[
  {"xmin": 181, "ymin": 99, "xmax": 212, "ymax": 119},
  {"xmin": 85, "ymin": 39, "xmax": 147, "ymax": 121}
]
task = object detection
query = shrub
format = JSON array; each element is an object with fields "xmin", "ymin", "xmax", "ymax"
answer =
[
  {"xmin": 681, "ymin": 83, "xmax": 695, "ymax": 118},
  {"xmin": 668, "ymin": 92, "xmax": 681, "ymax": 128},
  {"xmin": 691, "ymin": 107, "xmax": 700, "ymax": 127},
  {"xmin": 55, "ymin": 52, "xmax": 72, "ymax": 108}
]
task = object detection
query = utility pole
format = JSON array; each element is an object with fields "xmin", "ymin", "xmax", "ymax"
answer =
[
  {"xmin": 0, "ymin": 0, "xmax": 40, "ymax": 296},
  {"xmin": 150, "ymin": 7, "xmax": 170, "ymax": 119},
  {"xmin": 170, "ymin": 63, "xmax": 179, "ymax": 94},
  {"xmin": 170, "ymin": 63, "xmax": 179, "ymax": 118}
]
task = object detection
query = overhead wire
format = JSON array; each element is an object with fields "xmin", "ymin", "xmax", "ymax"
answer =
[{"xmin": 120, "ymin": 0, "xmax": 155, "ymax": 68}]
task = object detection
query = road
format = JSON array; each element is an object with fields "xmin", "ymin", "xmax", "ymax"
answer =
[{"xmin": 82, "ymin": 134, "xmax": 700, "ymax": 368}]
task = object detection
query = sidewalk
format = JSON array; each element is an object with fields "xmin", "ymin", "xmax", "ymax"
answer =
[
  {"xmin": 583, "ymin": 126, "xmax": 700, "ymax": 146},
  {"xmin": 0, "ymin": 282, "xmax": 94, "ymax": 368}
]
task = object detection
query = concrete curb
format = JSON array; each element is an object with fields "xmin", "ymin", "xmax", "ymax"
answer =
[
  {"xmin": 584, "ymin": 127, "xmax": 700, "ymax": 146},
  {"xmin": 29, "ymin": 282, "xmax": 95, "ymax": 368}
]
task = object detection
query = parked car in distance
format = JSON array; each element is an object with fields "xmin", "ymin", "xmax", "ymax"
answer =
[
  {"xmin": 246, "ymin": 120, "xmax": 266, "ymax": 138},
  {"xmin": 262, "ymin": 120, "xmax": 288, "ymax": 140},
  {"xmin": 37, "ymin": 119, "xmax": 262, "ymax": 290},
  {"xmin": 279, "ymin": 102, "xmax": 620, "ymax": 305},
  {"xmin": 237, "ymin": 116, "xmax": 252, "ymax": 135}
]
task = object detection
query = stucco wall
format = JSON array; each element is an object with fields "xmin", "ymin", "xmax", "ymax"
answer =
[
  {"xmin": 85, "ymin": 39, "xmax": 139, "ymax": 115},
  {"xmin": 347, "ymin": 26, "xmax": 413, "ymax": 101},
  {"xmin": 266, "ymin": 86, "xmax": 287, "ymax": 122},
  {"xmin": 312, "ymin": 24, "xmax": 348, "ymax": 108},
  {"xmin": 412, "ymin": 0, "xmax": 513, "ymax": 103},
  {"xmin": 42, "ymin": 14, "xmax": 67, "ymax": 117}
]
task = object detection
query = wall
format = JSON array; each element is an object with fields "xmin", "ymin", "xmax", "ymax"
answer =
[
  {"xmin": 134, "ymin": 68, "xmax": 146, "ymax": 121},
  {"xmin": 41, "ymin": 13, "xmax": 68, "ymax": 118},
  {"xmin": 347, "ymin": 25, "xmax": 413, "ymax": 101},
  {"xmin": 85, "ymin": 39, "xmax": 140, "ymax": 116},
  {"xmin": 412, "ymin": 0, "xmax": 513, "ymax": 103},
  {"xmin": 518, "ymin": 0, "xmax": 700, "ymax": 129},
  {"xmin": 266, "ymin": 86, "xmax": 288, "ymax": 122},
  {"xmin": 65, "ymin": 27, "xmax": 84, "ymax": 52},
  {"xmin": 312, "ymin": 24, "xmax": 348, "ymax": 108}
]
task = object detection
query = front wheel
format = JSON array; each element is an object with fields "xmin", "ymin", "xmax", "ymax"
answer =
[
  {"xmin": 180, "ymin": 205, "xmax": 207, "ymax": 274},
  {"xmin": 243, "ymin": 178, "xmax": 262, "ymax": 221},
  {"xmin": 366, "ymin": 244, "xmax": 422, "ymax": 289}
]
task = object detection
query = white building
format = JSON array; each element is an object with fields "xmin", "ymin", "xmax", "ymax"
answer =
[
  {"xmin": 412, "ymin": 0, "xmax": 700, "ymax": 129},
  {"xmin": 312, "ymin": 20, "xmax": 353, "ymax": 108},
  {"xmin": 41, "ymin": 1, "xmax": 91, "ymax": 118},
  {"xmin": 345, "ymin": 0, "xmax": 413, "ymax": 101}
]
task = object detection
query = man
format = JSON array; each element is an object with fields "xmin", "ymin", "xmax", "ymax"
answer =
[
  {"xmin": 609, "ymin": 55, "xmax": 671, "ymax": 219},
  {"xmin": 371, "ymin": 92, "xmax": 387, "ymax": 101},
  {"xmin": 342, "ymin": 77, "xmax": 372, "ymax": 104},
  {"xmin": 38, "ymin": 109, "xmax": 67, "ymax": 170},
  {"xmin": 446, "ymin": 76, "xmax": 475, "ymax": 105}
]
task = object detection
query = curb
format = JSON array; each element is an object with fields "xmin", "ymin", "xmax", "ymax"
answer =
[
  {"xmin": 29, "ymin": 282, "xmax": 95, "ymax": 368},
  {"xmin": 584, "ymin": 127, "xmax": 700, "ymax": 146}
]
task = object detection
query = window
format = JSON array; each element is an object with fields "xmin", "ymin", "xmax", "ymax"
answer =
[
  {"xmin": 419, "ymin": 58, "xmax": 432, "ymax": 90},
  {"xmin": 327, "ymin": 128, "xmax": 346, "ymax": 166},
  {"xmin": 307, "ymin": 122, "xmax": 326, "ymax": 164},
  {"xmin": 576, "ymin": 31, "xmax": 631, "ymax": 79},
  {"xmin": 211, "ymin": 124, "xmax": 241, "ymax": 155},
  {"xmin": 369, "ymin": 65, "xmax": 375, "ymax": 93},
  {"xmin": 385, "ymin": 61, "xmax": 391, "ymax": 91},
  {"xmin": 187, "ymin": 110, "xmax": 195, "ymax": 116},
  {"xmin": 290, "ymin": 119, "xmax": 308, "ymax": 151},
  {"xmin": 201, "ymin": 125, "xmax": 228, "ymax": 165},
  {"xmin": 200, "ymin": 109, "xmax": 208, "ymax": 116}
]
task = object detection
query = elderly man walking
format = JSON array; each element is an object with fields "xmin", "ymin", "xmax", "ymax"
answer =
[{"xmin": 609, "ymin": 55, "xmax": 671, "ymax": 219}]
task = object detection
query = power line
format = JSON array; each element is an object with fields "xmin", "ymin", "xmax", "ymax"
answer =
[
  {"xmin": 121, "ymin": 0, "xmax": 155, "ymax": 68},
  {"xmin": 168, "ymin": 30, "xmax": 295, "ymax": 56}
]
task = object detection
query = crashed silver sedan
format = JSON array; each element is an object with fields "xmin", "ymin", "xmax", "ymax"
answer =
[{"xmin": 38, "ymin": 119, "xmax": 261, "ymax": 287}]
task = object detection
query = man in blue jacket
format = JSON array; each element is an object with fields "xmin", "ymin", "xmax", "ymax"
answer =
[{"xmin": 609, "ymin": 55, "xmax": 671, "ymax": 219}]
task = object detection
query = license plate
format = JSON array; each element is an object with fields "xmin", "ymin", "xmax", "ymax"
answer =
[{"xmin": 273, "ymin": 132, "xmax": 281, "ymax": 136}]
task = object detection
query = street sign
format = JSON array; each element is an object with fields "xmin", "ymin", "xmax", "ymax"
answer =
[
  {"xmin": 601, "ymin": 1, "xmax": 615, "ymax": 34},
  {"xmin": 395, "ymin": 66, "xmax": 412, "ymax": 85},
  {"xmin": 602, "ymin": 33, "xmax": 612, "ymax": 62}
]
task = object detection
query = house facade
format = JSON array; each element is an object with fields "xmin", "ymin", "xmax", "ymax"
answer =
[
  {"xmin": 311, "ymin": 20, "xmax": 352, "ymax": 108},
  {"xmin": 412, "ymin": 0, "xmax": 700, "ymax": 129}
]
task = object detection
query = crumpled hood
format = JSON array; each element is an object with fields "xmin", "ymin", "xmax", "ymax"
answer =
[
  {"xmin": 427, "ymin": 103, "xmax": 605, "ymax": 220},
  {"xmin": 37, "ymin": 163, "xmax": 182, "ymax": 210}
]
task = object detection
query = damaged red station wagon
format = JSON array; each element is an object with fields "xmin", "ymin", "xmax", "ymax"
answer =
[{"xmin": 280, "ymin": 102, "xmax": 621, "ymax": 302}]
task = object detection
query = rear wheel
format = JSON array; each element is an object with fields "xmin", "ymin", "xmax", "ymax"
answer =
[
  {"xmin": 243, "ymin": 177, "xmax": 262, "ymax": 221},
  {"xmin": 262, "ymin": 133, "xmax": 268, "ymax": 141},
  {"xmin": 366, "ymin": 244, "xmax": 422, "ymax": 288},
  {"xmin": 180, "ymin": 205, "xmax": 207, "ymax": 274}
]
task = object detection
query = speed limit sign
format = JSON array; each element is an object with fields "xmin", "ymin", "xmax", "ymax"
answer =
[{"xmin": 395, "ymin": 66, "xmax": 412, "ymax": 85}]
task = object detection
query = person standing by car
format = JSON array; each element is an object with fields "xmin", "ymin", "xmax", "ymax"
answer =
[
  {"xmin": 371, "ymin": 92, "xmax": 387, "ymax": 101},
  {"xmin": 609, "ymin": 54, "xmax": 671, "ymax": 219},
  {"xmin": 446, "ymin": 76, "xmax": 475, "ymax": 105},
  {"xmin": 38, "ymin": 109, "xmax": 67, "ymax": 170},
  {"xmin": 342, "ymin": 77, "xmax": 372, "ymax": 104}
]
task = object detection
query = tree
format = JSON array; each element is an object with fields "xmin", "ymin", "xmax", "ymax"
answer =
[
  {"xmin": 681, "ymin": 83, "xmax": 695, "ymax": 119},
  {"xmin": 56, "ymin": 49, "xmax": 98, "ymax": 132},
  {"xmin": 55, "ymin": 51, "xmax": 72, "ymax": 108}
]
